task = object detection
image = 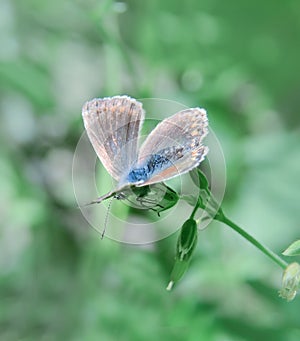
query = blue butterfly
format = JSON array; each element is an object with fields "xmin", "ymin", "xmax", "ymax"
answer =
[{"xmin": 82, "ymin": 96, "xmax": 208, "ymax": 203}]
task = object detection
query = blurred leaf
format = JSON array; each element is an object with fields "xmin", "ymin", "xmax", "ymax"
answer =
[
  {"xmin": 0, "ymin": 60, "xmax": 53, "ymax": 109},
  {"xmin": 282, "ymin": 240, "xmax": 300, "ymax": 257}
]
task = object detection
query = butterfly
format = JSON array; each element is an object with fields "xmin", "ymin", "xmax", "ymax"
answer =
[{"xmin": 82, "ymin": 95, "xmax": 209, "ymax": 205}]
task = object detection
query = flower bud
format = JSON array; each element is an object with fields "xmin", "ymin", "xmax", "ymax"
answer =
[
  {"xmin": 279, "ymin": 262, "xmax": 300, "ymax": 301},
  {"xmin": 167, "ymin": 219, "xmax": 198, "ymax": 290}
]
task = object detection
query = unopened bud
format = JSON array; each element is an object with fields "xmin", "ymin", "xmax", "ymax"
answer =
[
  {"xmin": 167, "ymin": 219, "xmax": 198, "ymax": 290},
  {"xmin": 279, "ymin": 262, "xmax": 300, "ymax": 301}
]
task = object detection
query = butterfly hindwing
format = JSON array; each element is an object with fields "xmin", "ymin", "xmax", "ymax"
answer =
[{"xmin": 131, "ymin": 108, "xmax": 208, "ymax": 186}]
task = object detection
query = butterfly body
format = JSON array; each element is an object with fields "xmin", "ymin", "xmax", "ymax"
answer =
[
  {"xmin": 126, "ymin": 152, "xmax": 175, "ymax": 184},
  {"xmin": 82, "ymin": 95, "xmax": 209, "ymax": 203}
]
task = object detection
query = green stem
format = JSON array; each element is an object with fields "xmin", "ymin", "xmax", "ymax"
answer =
[
  {"xmin": 216, "ymin": 213, "xmax": 288, "ymax": 269},
  {"xmin": 190, "ymin": 203, "xmax": 199, "ymax": 219}
]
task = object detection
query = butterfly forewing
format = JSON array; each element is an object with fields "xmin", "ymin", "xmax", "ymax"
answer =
[
  {"xmin": 136, "ymin": 108, "xmax": 209, "ymax": 185},
  {"xmin": 82, "ymin": 96, "xmax": 145, "ymax": 181}
]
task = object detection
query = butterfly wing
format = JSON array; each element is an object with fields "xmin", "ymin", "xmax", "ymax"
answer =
[
  {"xmin": 82, "ymin": 96, "xmax": 145, "ymax": 181},
  {"xmin": 132, "ymin": 107, "xmax": 208, "ymax": 186}
]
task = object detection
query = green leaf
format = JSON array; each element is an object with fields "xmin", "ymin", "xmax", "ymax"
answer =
[
  {"xmin": 282, "ymin": 240, "xmax": 300, "ymax": 256},
  {"xmin": 190, "ymin": 168, "xmax": 210, "ymax": 191},
  {"xmin": 197, "ymin": 169, "xmax": 210, "ymax": 191},
  {"xmin": 0, "ymin": 60, "xmax": 53, "ymax": 109}
]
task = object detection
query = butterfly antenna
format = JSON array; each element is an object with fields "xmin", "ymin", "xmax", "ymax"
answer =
[
  {"xmin": 75, "ymin": 190, "xmax": 117, "ymax": 210},
  {"xmin": 101, "ymin": 197, "xmax": 113, "ymax": 239}
]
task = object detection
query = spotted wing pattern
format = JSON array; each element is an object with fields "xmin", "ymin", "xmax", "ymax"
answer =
[{"xmin": 82, "ymin": 96, "xmax": 144, "ymax": 181}]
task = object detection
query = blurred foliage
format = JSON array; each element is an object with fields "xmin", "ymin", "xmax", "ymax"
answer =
[{"xmin": 1, "ymin": 0, "xmax": 300, "ymax": 340}]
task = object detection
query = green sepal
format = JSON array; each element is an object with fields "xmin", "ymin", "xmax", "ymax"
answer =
[
  {"xmin": 169, "ymin": 258, "xmax": 190, "ymax": 285},
  {"xmin": 190, "ymin": 168, "xmax": 210, "ymax": 191},
  {"xmin": 167, "ymin": 219, "xmax": 198, "ymax": 289},
  {"xmin": 176, "ymin": 218, "xmax": 198, "ymax": 261}
]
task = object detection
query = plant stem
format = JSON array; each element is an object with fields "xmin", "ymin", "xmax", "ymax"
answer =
[
  {"xmin": 190, "ymin": 203, "xmax": 198, "ymax": 219},
  {"xmin": 216, "ymin": 214, "xmax": 288, "ymax": 269}
]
